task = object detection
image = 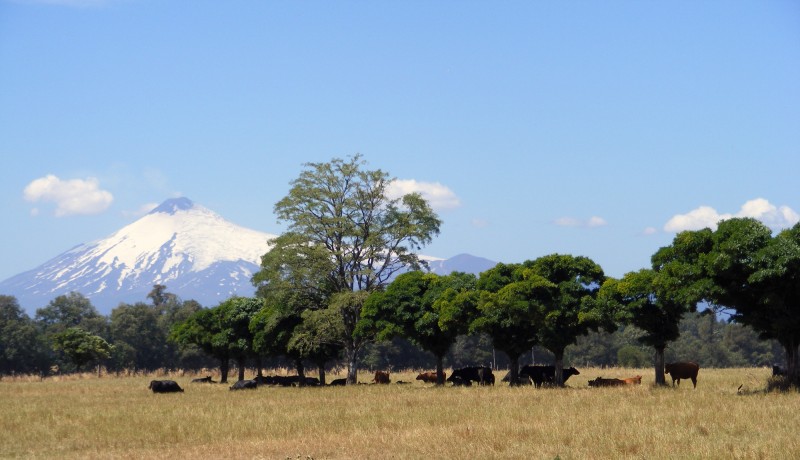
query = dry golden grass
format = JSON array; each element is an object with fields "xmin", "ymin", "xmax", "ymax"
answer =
[{"xmin": 1, "ymin": 367, "xmax": 798, "ymax": 459}]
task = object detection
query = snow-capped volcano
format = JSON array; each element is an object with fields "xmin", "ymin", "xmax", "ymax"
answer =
[
  {"xmin": 1, "ymin": 197, "xmax": 497, "ymax": 315},
  {"xmin": 1, "ymin": 198, "xmax": 277, "ymax": 313}
]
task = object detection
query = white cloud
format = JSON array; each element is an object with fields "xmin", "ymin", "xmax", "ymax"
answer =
[
  {"xmin": 642, "ymin": 227, "xmax": 658, "ymax": 236},
  {"xmin": 387, "ymin": 179, "xmax": 461, "ymax": 211},
  {"xmin": 24, "ymin": 174, "xmax": 114, "ymax": 217},
  {"xmin": 121, "ymin": 202, "xmax": 159, "ymax": 219},
  {"xmin": 587, "ymin": 216, "xmax": 608, "ymax": 228},
  {"xmin": 554, "ymin": 216, "xmax": 608, "ymax": 228},
  {"xmin": 664, "ymin": 198, "xmax": 800, "ymax": 232}
]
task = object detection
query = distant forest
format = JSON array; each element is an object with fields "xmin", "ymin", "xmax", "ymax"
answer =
[{"xmin": 0, "ymin": 290, "xmax": 782, "ymax": 378}]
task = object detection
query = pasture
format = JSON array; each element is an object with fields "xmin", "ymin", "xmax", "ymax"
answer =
[{"xmin": 1, "ymin": 367, "xmax": 797, "ymax": 459}]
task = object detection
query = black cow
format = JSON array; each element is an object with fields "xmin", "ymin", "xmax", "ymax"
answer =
[
  {"xmin": 263, "ymin": 375, "xmax": 321, "ymax": 387},
  {"xmin": 148, "ymin": 380, "xmax": 184, "ymax": 393},
  {"xmin": 447, "ymin": 366, "xmax": 494, "ymax": 386},
  {"xmin": 501, "ymin": 371, "xmax": 532, "ymax": 386},
  {"xmin": 519, "ymin": 365, "xmax": 580, "ymax": 388},
  {"xmin": 773, "ymin": 365, "xmax": 786, "ymax": 377},
  {"xmin": 191, "ymin": 376, "xmax": 215, "ymax": 383},
  {"xmin": 229, "ymin": 379, "xmax": 258, "ymax": 391},
  {"xmin": 449, "ymin": 376, "xmax": 473, "ymax": 387},
  {"xmin": 253, "ymin": 375, "xmax": 271, "ymax": 385},
  {"xmin": 328, "ymin": 378, "xmax": 347, "ymax": 386}
]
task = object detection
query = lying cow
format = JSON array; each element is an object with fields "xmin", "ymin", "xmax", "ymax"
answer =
[
  {"xmin": 191, "ymin": 375, "xmax": 215, "ymax": 384},
  {"xmin": 229, "ymin": 379, "xmax": 258, "ymax": 391},
  {"xmin": 665, "ymin": 362, "xmax": 700, "ymax": 388},
  {"xmin": 373, "ymin": 370, "xmax": 391, "ymax": 384},
  {"xmin": 519, "ymin": 365, "xmax": 580, "ymax": 388},
  {"xmin": 621, "ymin": 375, "xmax": 642, "ymax": 385},
  {"xmin": 149, "ymin": 380, "xmax": 184, "ymax": 393},
  {"xmin": 328, "ymin": 378, "xmax": 347, "ymax": 386},
  {"xmin": 447, "ymin": 366, "xmax": 494, "ymax": 386},
  {"xmin": 416, "ymin": 371, "xmax": 446, "ymax": 384},
  {"xmin": 588, "ymin": 377, "xmax": 625, "ymax": 387},
  {"xmin": 588, "ymin": 376, "xmax": 642, "ymax": 387}
]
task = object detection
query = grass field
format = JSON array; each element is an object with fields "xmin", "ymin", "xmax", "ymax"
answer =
[{"xmin": 1, "ymin": 367, "xmax": 797, "ymax": 459}]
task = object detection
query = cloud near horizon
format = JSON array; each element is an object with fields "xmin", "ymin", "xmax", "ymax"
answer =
[
  {"xmin": 24, "ymin": 174, "xmax": 114, "ymax": 217},
  {"xmin": 387, "ymin": 179, "xmax": 461, "ymax": 211},
  {"xmin": 664, "ymin": 198, "xmax": 800, "ymax": 232},
  {"xmin": 553, "ymin": 216, "xmax": 608, "ymax": 228}
]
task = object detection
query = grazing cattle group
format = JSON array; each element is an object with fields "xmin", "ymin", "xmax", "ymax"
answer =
[
  {"xmin": 664, "ymin": 362, "xmax": 700, "ymax": 388},
  {"xmin": 148, "ymin": 361, "xmax": 712, "ymax": 393}
]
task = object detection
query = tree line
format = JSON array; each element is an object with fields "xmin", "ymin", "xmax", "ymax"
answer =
[{"xmin": 1, "ymin": 155, "xmax": 797, "ymax": 387}]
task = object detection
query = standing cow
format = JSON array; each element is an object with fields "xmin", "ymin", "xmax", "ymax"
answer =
[
  {"xmin": 519, "ymin": 365, "xmax": 580, "ymax": 388},
  {"xmin": 447, "ymin": 366, "xmax": 494, "ymax": 386},
  {"xmin": 373, "ymin": 371, "xmax": 391, "ymax": 384},
  {"xmin": 664, "ymin": 362, "xmax": 700, "ymax": 388}
]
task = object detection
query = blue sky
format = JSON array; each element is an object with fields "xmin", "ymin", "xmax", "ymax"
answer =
[{"xmin": 1, "ymin": 1, "xmax": 799, "ymax": 283}]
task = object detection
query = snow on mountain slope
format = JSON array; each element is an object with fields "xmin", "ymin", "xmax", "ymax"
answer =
[
  {"xmin": 1, "ymin": 198, "xmax": 277, "ymax": 314},
  {"xmin": 0, "ymin": 197, "xmax": 497, "ymax": 315}
]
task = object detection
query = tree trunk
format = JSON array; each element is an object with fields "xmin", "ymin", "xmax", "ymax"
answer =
[
  {"xmin": 553, "ymin": 349, "xmax": 565, "ymax": 387},
  {"xmin": 295, "ymin": 359, "xmax": 306, "ymax": 387},
  {"xmin": 507, "ymin": 353, "xmax": 521, "ymax": 386},
  {"xmin": 237, "ymin": 358, "xmax": 246, "ymax": 381},
  {"xmin": 256, "ymin": 357, "xmax": 264, "ymax": 378},
  {"xmin": 436, "ymin": 354, "xmax": 445, "ymax": 386},
  {"xmin": 317, "ymin": 360, "xmax": 327, "ymax": 386},
  {"xmin": 654, "ymin": 346, "xmax": 666, "ymax": 386},
  {"xmin": 783, "ymin": 340, "xmax": 799, "ymax": 386},
  {"xmin": 220, "ymin": 358, "xmax": 229, "ymax": 384},
  {"xmin": 346, "ymin": 345, "xmax": 359, "ymax": 385}
]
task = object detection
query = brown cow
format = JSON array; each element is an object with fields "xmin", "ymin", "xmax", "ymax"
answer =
[
  {"xmin": 621, "ymin": 375, "xmax": 642, "ymax": 385},
  {"xmin": 416, "ymin": 371, "xmax": 445, "ymax": 383},
  {"xmin": 665, "ymin": 362, "xmax": 700, "ymax": 388},
  {"xmin": 588, "ymin": 377, "xmax": 625, "ymax": 387},
  {"xmin": 372, "ymin": 370, "xmax": 390, "ymax": 384}
]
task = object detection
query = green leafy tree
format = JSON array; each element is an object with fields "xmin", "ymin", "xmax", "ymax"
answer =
[
  {"xmin": 260, "ymin": 155, "xmax": 441, "ymax": 384},
  {"xmin": 0, "ymin": 296, "xmax": 50, "ymax": 376},
  {"xmin": 598, "ymin": 270, "xmax": 687, "ymax": 385},
  {"xmin": 528, "ymin": 254, "xmax": 609, "ymax": 386},
  {"xmin": 51, "ymin": 327, "xmax": 112, "ymax": 373},
  {"xmin": 217, "ymin": 297, "xmax": 263, "ymax": 381},
  {"xmin": 170, "ymin": 307, "xmax": 232, "ymax": 382},
  {"xmin": 472, "ymin": 263, "xmax": 552, "ymax": 385},
  {"xmin": 252, "ymin": 232, "xmax": 337, "ymax": 383},
  {"xmin": 35, "ymin": 292, "xmax": 108, "ymax": 337},
  {"xmin": 109, "ymin": 302, "xmax": 165, "ymax": 371},
  {"xmin": 599, "ymin": 229, "xmax": 709, "ymax": 384},
  {"xmin": 361, "ymin": 271, "xmax": 477, "ymax": 385},
  {"xmin": 702, "ymin": 218, "xmax": 800, "ymax": 384}
]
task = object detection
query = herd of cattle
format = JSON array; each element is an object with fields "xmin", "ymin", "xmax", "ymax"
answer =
[{"xmin": 148, "ymin": 361, "xmax": 704, "ymax": 393}]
